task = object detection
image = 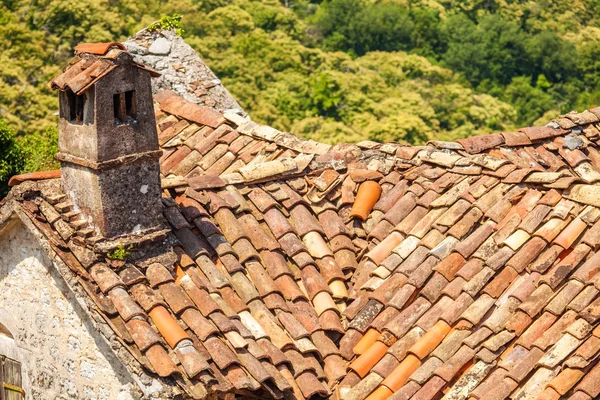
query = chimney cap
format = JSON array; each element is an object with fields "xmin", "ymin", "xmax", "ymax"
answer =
[
  {"xmin": 48, "ymin": 43, "xmax": 160, "ymax": 93},
  {"xmin": 75, "ymin": 42, "xmax": 127, "ymax": 55}
]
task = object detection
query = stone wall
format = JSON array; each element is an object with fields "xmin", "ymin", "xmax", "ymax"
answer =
[
  {"xmin": 0, "ymin": 220, "xmax": 138, "ymax": 400},
  {"xmin": 123, "ymin": 29, "xmax": 245, "ymax": 117}
]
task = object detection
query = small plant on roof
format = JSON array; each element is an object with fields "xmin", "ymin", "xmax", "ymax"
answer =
[
  {"xmin": 107, "ymin": 244, "xmax": 133, "ymax": 261},
  {"xmin": 148, "ymin": 14, "xmax": 184, "ymax": 36}
]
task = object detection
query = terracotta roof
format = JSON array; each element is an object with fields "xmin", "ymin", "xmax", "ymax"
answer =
[
  {"xmin": 8, "ymin": 87, "xmax": 600, "ymax": 399},
  {"xmin": 48, "ymin": 43, "xmax": 159, "ymax": 94}
]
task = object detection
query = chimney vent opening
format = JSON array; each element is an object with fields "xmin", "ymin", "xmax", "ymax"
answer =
[
  {"xmin": 113, "ymin": 90, "xmax": 136, "ymax": 125},
  {"xmin": 66, "ymin": 90, "xmax": 86, "ymax": 124}
]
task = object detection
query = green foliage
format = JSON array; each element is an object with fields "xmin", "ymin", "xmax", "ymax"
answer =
[
  {"xmin": 19, "ymin": 125, "xmax": 59, "ymax": 173},
  {"xmin": 309, "ymin": 0, "xmax": 600, "ymax": 128},
  {"xmin": 206, "ymin": 6, "xmax": 255, "ymax": 37},
  {"xmin": 408, "ymin": 7, "xmax": 443, "ymax": 58},
  {"xmin": 107, "ymin": 244, "xmax": 133, "ymax": 261},
  {"xmin": 525, "ymin": 31, "xmax": 578, "ymax": 83},
  {"xmin": 310, "ymin": 71, "xmax": 343, "ymax": 117},
  {"xmin": 0, "ymin": 119, "xmax": 24, "ymax": 197},
  {"xmin": 3, "ymin": 0, "xmax": 600, "ymax": 201},
  {"xmin": 440, "ymin": 14, "xmax": 528, "ymax": 86},
  {"xmin": 148, "ymin": 14, "xmax": 184, "ymax": 36},
  {"xmin": 578, "ymin": 40, "xmax": 600, "ymax": 90},
  {"xmin": 501, "ymin": 76, "xmax": 555, "ymax": 126},
  {"xmin": 311, "ymin": 0, "xmax": 414, "ymax": 56}
]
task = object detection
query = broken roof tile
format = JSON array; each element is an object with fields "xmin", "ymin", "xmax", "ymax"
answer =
[
  {"xmin": 501, "ymin": 131, "xmax": 532, "ymax": 146},
  {"xmin": 455, "ymin": 133, "xmax": 504, "ymax": 154}
]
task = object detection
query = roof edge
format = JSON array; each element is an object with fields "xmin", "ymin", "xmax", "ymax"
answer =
[
  {"xmin": 8, "ymin": 170, "xmax": 61, "ymax": 187},
  {"xmin": 74, "ymin": 42, "xmax": 127, "ymax": 55}
]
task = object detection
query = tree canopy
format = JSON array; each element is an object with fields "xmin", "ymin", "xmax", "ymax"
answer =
[{"xmin": 2, "ymin": 0, "xmax": 600, "ymax": 196}]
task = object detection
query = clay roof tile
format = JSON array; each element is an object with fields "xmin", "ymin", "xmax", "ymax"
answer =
[
  {"xmin": 408, "ymin": 321, "xmax": 451, "ymax": 359},
  {"xmin": 554, "ymin": 217, "xmax": 587, "ymax": 248},
  {"xmin": 350, "ymin": 181, "xmax": 382, "ymax": 221},
  {"xmin": 21, "ymin": 84, "xmax": 600, "ymax": 399},
  {"xmin": 8, "ymin": 169, "xmax": 61, "ymax": 186},
  {"xmin": 575, "ymin": 362, "xmax": 600, "ymax": 397},
  {"xmin": 74, "ymin": 42, "xmax": 126, "ymax": 54},
  {"xmin": 380, "ymin": 353, "xmax": 422, "ymax": 391},
  {"xmin": 144, "ymin": 343, "xmax": 181, "ymax": 377}
]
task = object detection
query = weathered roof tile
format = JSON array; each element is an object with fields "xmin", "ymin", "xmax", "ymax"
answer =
[{"xmin": 19, "ymin": 81, "xmax": 600, "ymax": 399}]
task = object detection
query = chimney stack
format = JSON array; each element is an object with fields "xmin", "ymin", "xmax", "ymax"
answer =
[{"xmin": 49, "ymin": 42, "xmax": 163, "ymax": 238}]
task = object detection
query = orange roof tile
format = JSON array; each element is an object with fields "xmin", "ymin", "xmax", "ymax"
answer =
[
  {"xmin": 380, "ymin": 354, "xmax": 421, "ymax": 391},
  {"xmin": 365, "ymin": 385, "xmax": 394, "ymax": 400},
  {"xmin": 409, "ymin": 321, "xmax": 451, "ymax": 359},
  {"xmin": 74, "ymin": 42, "xmax": 126, "ymax": 55},
  {"xmin": 350, "ymin": 181, "xmax": 382, "ymax": 220},
  {"xmin": 8, "ymin": 169, "xmax": 61, "ymax": 186},
  {"xmin": 349, "ymin": 340, "xmax": 390, "ymax": 377},
  {"xmin": 353, "ymin": 328, "xmax": 381, "ymax": 355},
  {"xmin": 548, "ymin": 368, "xmax": 585, "ymax": 395},
  {"xmin": 554, "ymin": 217, "xmax": 587, "ymax": 248},
  {"xmin": 149, "ymin": 305, "xmax": 189, "ymax": 348}
]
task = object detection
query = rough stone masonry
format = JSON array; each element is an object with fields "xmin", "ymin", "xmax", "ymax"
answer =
[{"xmin": 124, "ymin": 29, "xmax": 245, "ymax": 117}]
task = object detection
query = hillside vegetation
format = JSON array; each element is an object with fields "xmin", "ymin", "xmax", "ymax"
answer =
[{"xmin": 2, "ymin": 0, "xmax": 600, "ymax": 194}]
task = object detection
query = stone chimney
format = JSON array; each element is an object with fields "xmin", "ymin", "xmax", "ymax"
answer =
[{"xmin": 49, "ymin": 42, "xmax": 163, "ymax": 238}]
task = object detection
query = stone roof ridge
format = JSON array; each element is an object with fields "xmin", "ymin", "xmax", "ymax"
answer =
[
  {"xmin": 426, "ymin": 107, "xmax": 600, "ymax": 155},
  {"xmin": 123, "ymin": 29, "xmax": 245, "ymax": 117},
  {"xmin": 155, "ymin": 89, "xmax": 600, "ymax": 194}
]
